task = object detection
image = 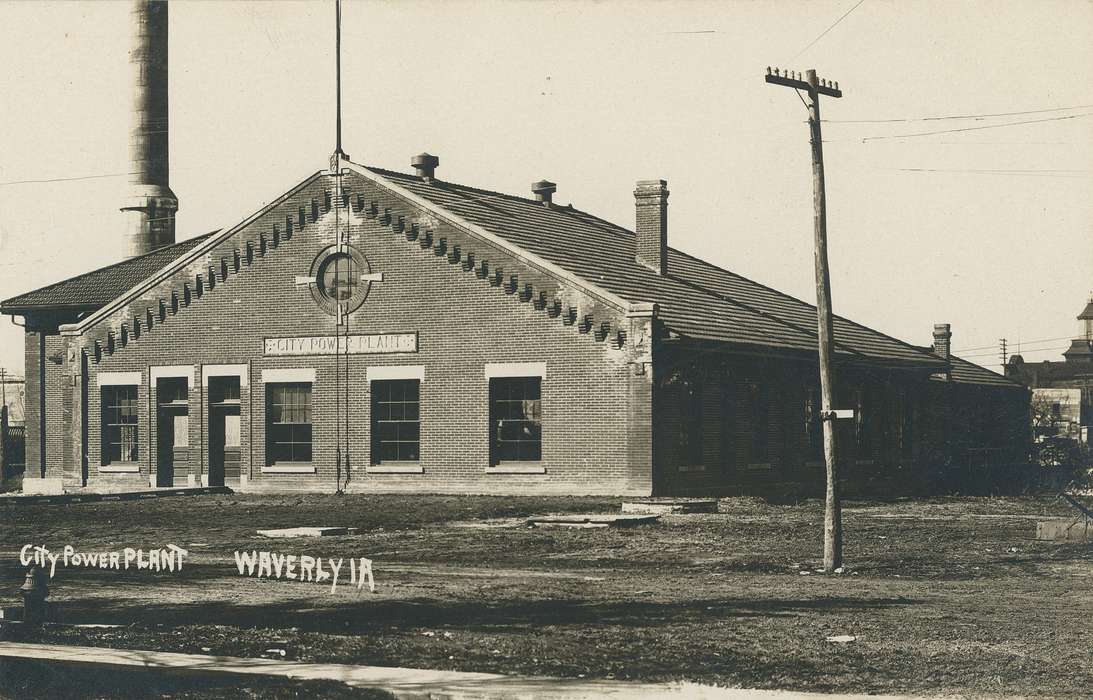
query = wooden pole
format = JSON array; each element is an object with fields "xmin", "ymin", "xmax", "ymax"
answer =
[{"xmin": 765, "ymin": 67, "xmax": 844, "ymax": 572}]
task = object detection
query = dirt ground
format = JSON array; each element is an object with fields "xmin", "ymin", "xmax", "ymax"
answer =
[{"xmin": 0, "ymin": 493, "xmax": 1090, "ymax": 698}]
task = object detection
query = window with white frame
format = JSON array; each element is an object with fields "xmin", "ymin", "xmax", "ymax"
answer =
[
  {"xmin": 371, "ymin": 379, "xmax": 421, "ymax": 463},
  {"xmin": 266, "ymin": 383, "xmax": 312, "ymax": 464},
  {"xmin": 102, "ymin": 385, "xmax": 139, "ymax": 464},
  {"xmin": 489, "ymin": 376, "xmax": 542, "ymax": 463}
]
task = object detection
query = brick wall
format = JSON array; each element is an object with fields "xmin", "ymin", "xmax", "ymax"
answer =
[
  {"xmin": 23, "ymin": 331, "xmax": 42, "ymax": 478},
  {"xmin": 76, "ymin": 172, "xmax": 648, "ymax": 496}
]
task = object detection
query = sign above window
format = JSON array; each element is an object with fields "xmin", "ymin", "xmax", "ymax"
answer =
[{"xmin": 264, "ymin": 334, "xmax": 418, "ymax": 357}]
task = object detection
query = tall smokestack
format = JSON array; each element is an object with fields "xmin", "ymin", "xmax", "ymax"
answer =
[{"xmin": 121, "ymin": 0, "xmax": 177, "ymax": 259}]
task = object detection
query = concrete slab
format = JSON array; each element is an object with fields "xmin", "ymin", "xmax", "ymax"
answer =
[
  {"xmin": 256, "ymin": 526, "xmax": 361, "ymax": 538},
  {"xmin": 18, "ymin": 478, "xmax": 63, "ymax": 495},
  {"xmin": 527, "ymin": 514, "xmax": 660, "ymax": 529},
  {"xmin": 0, "ymin": 486, "xmax": 231, "ymax": 506},
  {"xmin": 1036, "ymin": 518, "xmax": 1092, "ymax": 542},
  {"xmin": 0, "ymin": 641, "xmax": 924, "ymax": 699},
  {"xmin": 621, "ymin": 499, "xmax": 719, "ymax": 515}
]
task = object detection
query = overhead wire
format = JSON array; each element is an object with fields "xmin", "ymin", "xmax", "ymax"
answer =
[
  {"xmin": 953, "ymin": 335, "xmax": 1075, "ymax": 354},
  {"xmin": 824, "ymin": 103, "xmax": 1093, "ymax": 124},
  {"xmin": 860, "ymin": 111, "xmax": 1093, "ymax": 142},
  {"xmin": 788, "ymin": 0, "xmax": 866, "ymax": 62}
]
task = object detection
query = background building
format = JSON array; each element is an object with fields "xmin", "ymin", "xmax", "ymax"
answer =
[{"xmin": 1006, "ymin": 299, "xmax": 1093, "ymax": 444}]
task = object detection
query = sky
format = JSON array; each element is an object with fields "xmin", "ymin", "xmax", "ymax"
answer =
[{"xmin": 0, "ymin": 0, "xmax": 1090, "ymax": 377}]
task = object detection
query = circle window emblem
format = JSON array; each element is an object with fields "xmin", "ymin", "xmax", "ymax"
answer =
[
  {"xmin": 318, "ymin": 253, "xmax": 359, "ymax": 301},
  {"xmin": 308, "ymin": 245, "xmax": 372, "ymax": 315}
]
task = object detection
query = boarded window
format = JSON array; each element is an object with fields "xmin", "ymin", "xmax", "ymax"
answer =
[
  {"xmin": 490, "ymin": 377, "xmax": 542, "ymax": 463},
  {"xmin": 804, "ymin": 388, "xmax": 823, "ymax": 459},
  {"xmin": 102, "ymin": 385, "xmax": 139, "ymax": 464},
  {"xmin": 371, "ymin": 379, "xmax": 421, "ymax": 463},
  {"xmin": 266, "ymin": 383, "xmax": 312, "ymax": 464},
  {"xmin": 746, "ymin": 381, "xmax": 770, "ymax": 463},
  {"xmin": 677, "ymin": 376, "xmax": 703, "ymax": 466}
]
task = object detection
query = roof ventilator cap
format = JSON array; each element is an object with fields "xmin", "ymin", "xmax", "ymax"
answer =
[
  {"xmin": 411, "ymin": 153, "xmax": 439, "ymax": 182},
  {"xmin": 531, "ymin": 180, "xmax": 557, "ymax": 205}
]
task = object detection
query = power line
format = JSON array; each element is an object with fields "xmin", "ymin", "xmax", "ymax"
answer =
[
  {"xmin": 954, "ymin": 335, "xmax": 1074, "ymax": 353},
  {"xmin": 788, "ymin": 0, "xmax": 866, "ymax": 62},
  {"xmin": 959, "ymin": 345, "xmax": 1068, "ymax": 359},
  {"xmin": 0, "ymin": 171, "xmax": 132, "ymax": 187},
  {"xmin": 882, "ymin": 167, "xmax": 1093, "ymax": 179},
  {"xmin": 860, "ymin": 111, "xmax": 1093, "ymax": 142},
  {"xmin": 824, "ymin": 103, "xmax": 1093, "ymax": 124}
]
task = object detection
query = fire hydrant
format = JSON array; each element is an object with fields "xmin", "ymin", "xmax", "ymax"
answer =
[{"xmin": 19, "ymin": 566, "xmax": 49, "ymax": 627}]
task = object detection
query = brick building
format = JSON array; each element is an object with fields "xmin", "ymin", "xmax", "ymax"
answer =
[
  {"xmin": 1006, "ymin": 299, "xmax": 1093, "ymax": 443},
  {"xmin": 1, "ymin": 156, "xmax": 1030, "ymax": 496},
  {"xmin": 0, "ymin": 1, "xmax": 1029, "ymax": 497}
]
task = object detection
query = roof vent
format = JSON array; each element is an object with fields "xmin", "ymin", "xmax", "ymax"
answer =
[
  {"xmin": 531, "ymin": 180, "xmax": 556, "ymax": 205},
  {"xmin": 411, "ymin": 153, "xmax": 439, "ymax": 181}
]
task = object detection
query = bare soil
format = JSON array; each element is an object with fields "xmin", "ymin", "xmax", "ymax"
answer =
[{"xmin": 1, "ymin": 494, "xmax": 1090, "ymax": 698}]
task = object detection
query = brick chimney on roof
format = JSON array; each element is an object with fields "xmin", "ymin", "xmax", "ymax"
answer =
[
  {"xmin": 634, "ymin": 180, "xmax": 669, "ymax": 275},
  {"xmin": 932, "ymin": 323, "xmax": 952, "ymax": 360},
  {"xmin": 120, "ymin": 0, "xmax": 178, "ymax": 259}
]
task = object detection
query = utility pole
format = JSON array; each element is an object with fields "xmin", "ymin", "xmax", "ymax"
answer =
[
  {"xmin": 766, "ymin": 66, "xmax": 845, "ymax": 572},
  {"xmin": 999, "ymin": 338, "xmax": 1008, "ymax": 370}
]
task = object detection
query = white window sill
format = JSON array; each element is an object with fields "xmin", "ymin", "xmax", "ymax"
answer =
[
  {"xmin": 100, "ymin": 464, "xmax": 141, "ymax": 473},
  {"xmin": 855, "ymin": 459, "xmax": 876, "ymax": 466},
  {"xmin": 262, "ymin": 464, "xmax": 316, "ymax": 474},
  {"xmin": 677, "ymin": 464, "xmax": 706, "ymax": 473},
  {"xmin": 486, "ymin": 463, "xmax": 546, "ymax": 474},
  {"xmin": 745, "ymin": 462, "xmax": 772, "ymax": 471},
  {"xmin": 367, "ymin": 463, "xmax": 424, "ymax": 474},
  {"xmin": 804, "ymin": 460, "xmax": 824, "ymax": 468}
]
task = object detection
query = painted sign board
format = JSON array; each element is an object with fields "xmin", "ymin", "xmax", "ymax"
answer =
[{"xmin": 264, "ymin": 334, "xmax": 417, "ymax": 356}]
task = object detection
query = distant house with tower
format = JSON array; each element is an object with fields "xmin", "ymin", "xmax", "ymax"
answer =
[
  {"xmin": 1006, "ymin": 299, "xmax": 1093, "ymax": 443},
  {"xmin": 0, "ymin": 0, "xmax": 1030, "ymax": 497}
]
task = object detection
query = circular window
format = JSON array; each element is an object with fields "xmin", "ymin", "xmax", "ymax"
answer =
[
  {"xmin": 318, "ymin": 253, "xmax": 359, "ymax": 302},
  {"xmin": 308, "ymin": 245, "xmax": 372, "ymax": 316}
]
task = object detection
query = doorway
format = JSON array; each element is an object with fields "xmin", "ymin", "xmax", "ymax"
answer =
[
  {"xmin": 208, "ymin": 376, "xmax": 241, "ymax": 487},
  {"xmin": 156, "ymin": 377, "xmax": 189, "ymax": 488}
]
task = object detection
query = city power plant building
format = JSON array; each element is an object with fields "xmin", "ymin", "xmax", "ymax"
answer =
[{"xmin": 1, "ymin": 1, "xmax": 1029, "ymax": 496}]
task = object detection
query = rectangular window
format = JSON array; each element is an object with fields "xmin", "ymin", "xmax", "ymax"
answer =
[
  {"xmin": 266, "ymin": 383, "xmax": 312, "ymax": 464},
  {"xmin": 490, "ymin": 376, "xmax": 542, "ymax": 463},
  {"xmin": 804, "ymin": 388, "xmax": 823, "ymax": 459},
  {"xmin": 852, "ymin": 387, "xmax": 867, "ymax": 450},
  {"xmin": 157, "ymin": 377, "xmax": 188, "ymax": 405},
  {"xmin": 896, "ymin": 393, "xmax": 913, "ymax": 455},
  {"xmin": 677, "ymin": 378, "xmax": 703, "ymax": 466},
  {"xmin": 102, "ymin": 385, "xmax": 139, "ymax": 464},
  {"xmin": 747, "ymin": 381, "xmax": 769, "ymax": 463},
  {"xmin": 209, "ymin": 376, "xmax": 241, "ymax": 405},
  {"xmin": 371, "ymin": 379, "xmax": 421, "ymax": 463}
]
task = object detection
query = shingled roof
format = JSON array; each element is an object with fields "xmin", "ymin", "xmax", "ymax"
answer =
[
  {"xmin": 3, "ymin": 163, "xmax": 947, "ymax": 371},
  {"xmin": 0, "ymin": 231, "xmax": 218, "ymax": 313},
  {"xmin": 364, "ymin": 166, "xmax": 945, "ymax": 369},
  {"xmin": 943, "ymin": 354, "xmax": 1024, "ymax": 388}
]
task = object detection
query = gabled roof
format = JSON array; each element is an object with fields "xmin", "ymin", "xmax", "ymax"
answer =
[
  {"xmin": 361, "ymin": 166, "xmax": 944, "ymax": 369},
  {"xmin": 0, "ymin": 232, "xmax": 217, "ymax": 313},
  {"xmin": 2, "ymin": 161, "xmax": 947, "ymax": 371}
]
